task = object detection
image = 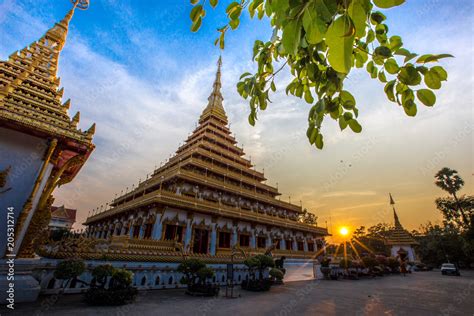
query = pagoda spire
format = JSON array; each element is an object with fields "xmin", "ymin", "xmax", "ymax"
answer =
[
  {"xmin": 389, "ymin": 193, "xmax": 403, "ymax": 229},
  {"xmin": 199, "ymin": 56, "xmax": 228, "ymax": 124},
  {"xmin": 6, "ymin": 1, "xmax": 89, "ymax": 81}
]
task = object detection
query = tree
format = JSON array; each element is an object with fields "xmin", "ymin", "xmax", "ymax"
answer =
[
  {"xmin": 298, "ymin": 208, "xmax": 318, "ymax": 225},
  {"xmin": 435, "ymin": 167, "xmax": 468, "ymax": 225},
  {"xmin": 435, "ymin": 196, "xmax": 473, "ymax": 231},
  {"xmin": 190, "ymin": 0, "xmax": 451, "ymax": 149}
]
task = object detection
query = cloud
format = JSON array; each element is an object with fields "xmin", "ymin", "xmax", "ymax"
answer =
[{"xmin": 321, "ymin": 191, "xmax": 378, "ymax": 198}]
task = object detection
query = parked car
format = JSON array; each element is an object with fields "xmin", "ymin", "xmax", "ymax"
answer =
[{"xmin": 440, "ymin": 263, "xmax": 460, "ymax": 276}]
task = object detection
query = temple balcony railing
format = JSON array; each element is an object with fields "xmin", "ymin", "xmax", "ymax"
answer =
[
  {"xmin": 185, "ymin": 157, "xmax": 279, "ymax": 195},
  {"xmin": 85, "ymin": 189, "xmax": 328, "ymax": 236},
  {"xmin": 156, "ymin": 145, "xmax": 265, "ymax": 181},
  {"xmin": 180, "ymin": 127, "xmax": 242, "ymax": 154},
  {"xmin": 176, "ymin": 168, "xmax": 301, "ymax": 213},
  {"xmin": 115, "ymin": 161, "xmax": 297, "ymax": 214}
]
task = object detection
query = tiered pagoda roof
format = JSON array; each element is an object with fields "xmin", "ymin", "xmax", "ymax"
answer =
[
  {"xmin": 0, "ymin": 3, "xmax": 95, "ymax": 178},
  {"xmin": 85, "ymin": 58, "xmax": 326, "ymax": 235},
  {"xmin": 385, "ymin": 209, "xmax": 418, "ymax": 246}
]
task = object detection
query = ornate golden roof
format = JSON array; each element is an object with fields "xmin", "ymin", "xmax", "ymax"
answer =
[
  {"xmin": 385, "ymin": 209, "xmax": 418, "ymax": 246},
  {"xmin": 0, "ymin": 4, "xmax": 95, "ymax": 146}
]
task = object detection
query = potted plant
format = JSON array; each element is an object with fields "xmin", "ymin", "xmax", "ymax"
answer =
[
  {"xmin": 54, "ymin": 258, "xmax": 86, "ymax": 293},
  {"xmin": 85, "ymin": 264, "xmax": 137, "ymax": 305},
  {"xmin": 320, "ymin": 257, "xmax": 331, "ymax": 280},
  {"xmin": 177, "ymin": 258, "xmax": 219, "ymax": 296},
  {"xmin": 362, "ymin": 256, "xmax": 379, "ymax": 277},
  {"xmin": 269, "ymin": 268, "xmax": 284, "ymax": 285},
  {"xmin": 241, "ymin": 254, "xmax": 275, "ymax": 291}
]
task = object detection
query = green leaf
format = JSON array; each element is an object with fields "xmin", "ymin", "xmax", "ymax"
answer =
[
  {"xmin": 191, "ymin": 17, "xmax": 202, "ymax": 32},
  {"xmin": 416, "ymin": 53, "xmax": 454, "ymax": 63},
  {"xmin": 366, "ymin": 61, "xmax": 378, "ymax": 78},
  {"xmin": 416, "ymin": 89, "xmax": 436, "ymax": 107},
  {"xmin": 424, "ymin": 69, "xmax": 441, "ymax": 89},
  {"xmin": 378, "ymin": 70, "xmax": 387, "ymax": 82},
  {"xmin": 403, "ymin": 100, "xmax": 417, "ymax": 116},
  {"xmin": 248, "ymin": 113, "xmax": 256, "ymax": 126},
  {"xmin": 348, "ymin": 119, "xmax": 362, "ymax": 133},
  {"xmin": 302, "ymin": 4, "xmax": 327, "ymax": 44},
  {"xmin": 398, "ymin": 65, "xmax": 421, "ymax": 86},
  {"xmin": 389, "ymin": 35, "xmax": 403, "ymax": 51},
  {"xmin": 366, "ymin": 29, "xmax": 375, "ymax": 43},
  {"xmin": 374, "ymin": 46, "xmax": 392, "ymax": 58},
  {"xmin": 230, "ymin": 18, "xmax": 240, "ymax": 29},
  {"xmin": 326, "ymin": 15, "xmax": 355, "ymax": 74},
  {"xmin": 315, "ymin": 133, "xmax": 324, "ymax": 149},
  {"xmin": 309, "ymin": 127, "xmax": 318, "ymax": 144},
  {"xmin": 190, "ymin": 5, "xmax": 203, "ymax": 22},
  {"xmin": 431, "ymin": 66, "xmax": 448, "ymax": 81},
  {"xmin": 339, "ymin": 116, "xmax": 348, "ymax": 130},
  {"xmin": 340, "ymin": 90, "xmax": 356, "ymax": 109},
  {"xmin": 373, "ymin": 0, "xmax": 405, "ymax": 9},
  {"xmin": 348, "ymin": 0, "xmax": 368, "ymax": 38},
  {"xmin": 282, "ymin": 19, "xmax": 302, "ymax": 56},
  {"xmin": 384, "ymin": 58, "xmax": 399, "ymax": 74},
  {"xmin": 304, "ymin": 90, "xmax": 314, "ymax": 104},
  {"xmin": 209, "ymin": 0, "xmax": 218, "ymax": 8},
  {"xmin": 384, "ymin": 80, "xmax": 396, "ymax": 102},
  {"xmin": 370, "ymin": 11, "xmax": 386, "ymax": 24},
  {"xmin": 190, "ymin": 0, "xmax": 199, "ymax": 4}
]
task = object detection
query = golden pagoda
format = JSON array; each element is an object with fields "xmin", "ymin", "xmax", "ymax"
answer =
[
  {"xmin": 83, "ymin": 57, "xmax": 328, "ymax": 262},
  {"xmin": 0, "ymin": 1, "xmax": 94, "ymax": 258},
  {"xmin": 385, "ymin": 194, "xmax": 418, "ymax": 261}
]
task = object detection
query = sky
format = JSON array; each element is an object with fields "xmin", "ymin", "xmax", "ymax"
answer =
[{"xmin": 1, "ymin": 0, "xmax": 472, "ymax": 240}]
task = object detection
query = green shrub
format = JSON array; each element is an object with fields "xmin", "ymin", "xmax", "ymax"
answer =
[
  {"xmin": 54, "ymin": 259, "xmax": 85, "ymax": 280},
  {"xmin": 244, "ymin": 254, "xmax": 275, "ymax": 281},
  {"xmin": 269, "ymin": 268, "xmax": 284, "ymax": 281},
  {"xmin": 91, "ymin": 264, "xmax": 115, "ymax": 288}
]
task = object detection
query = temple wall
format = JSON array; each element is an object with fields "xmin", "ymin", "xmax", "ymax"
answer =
[
  {"xmin": 390, "ymin": 245, "xmax": 417, "ymax": 262},
  {"xmin": 0, "ymin": 127, "xmax": 50, "ymax": 257},
  {"xmin": 31, "ymin": 258, "xmax": 318, "ymax": 294}
]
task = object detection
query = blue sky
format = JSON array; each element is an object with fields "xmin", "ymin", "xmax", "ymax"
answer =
[{"xmin": 1, "ymin": 0, "xmax": 472, "ymax": 236}]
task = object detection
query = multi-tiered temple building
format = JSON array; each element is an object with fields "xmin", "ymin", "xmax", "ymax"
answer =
[{"xmin": 84, "ymin": 58, "xmax": 328, "ymax": 261}]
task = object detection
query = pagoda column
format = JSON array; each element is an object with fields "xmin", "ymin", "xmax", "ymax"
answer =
[
  {"xmin": 266, "ymin": 232, "xmax": 272, "ymax": 248},
  {"xmin": 152, "ymin": 214, "xmax": 163, "ymax": 240},
  {"xmin": 184, "ymin": 215, "xmax": 193, "ymax": 248},
  {"xmin": 231, "ymin": 227, "xmax": 238, "ymax": 247},
  {"xmin": 250, "ymin": 229, "xmax": 256, "ymax": 249},
  {"xmin": 303, "ymin": 238, "xmax": 308, "ymax": 252},
  {"xmin": 129, "ymin": 221, "xmax": 134, "ymax": 238},
  {"xmin": 210, "ymin": 223, "xmax": 217, "ymax": 255},
  {"xmin": 281, "ymin": 239, "xmax": 286, "ymax": 250},
  {"xmin": 139, "ymin": 225, "xmax": 145, "ymax": 239},
  {"xmin": 292, "ymin": 237, "xmax": 297, "ymax": 251}
]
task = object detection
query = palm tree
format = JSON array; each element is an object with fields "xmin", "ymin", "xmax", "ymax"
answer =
[{"xmin": 435, "ymin": 167, "xmax": 466, "ymax": 224}]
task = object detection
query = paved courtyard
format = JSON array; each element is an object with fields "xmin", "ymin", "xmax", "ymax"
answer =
[{"xmin": 4, "ymin": 270, "xmax": 474, "ymax": 315}]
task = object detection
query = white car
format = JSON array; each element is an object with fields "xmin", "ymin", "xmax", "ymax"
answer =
[{"xmin": 440, "ymin": 263, "xmax": 460, "ymax": 276}]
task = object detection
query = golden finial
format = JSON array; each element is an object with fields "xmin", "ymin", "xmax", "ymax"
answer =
[
  {"xmin": 86, "ymin": 123, "xmax": 96, "ymax": 137},
  {"xmin": 62, "ymin": 99, "xmax": 71, "ymax": 110},
  {"xmin": 71, "ymin": 111, "xmax": 80, "ymax": 127},
  {"xmin": 71, "ymin": 0, "xmax": 90, "ymax": 10}
]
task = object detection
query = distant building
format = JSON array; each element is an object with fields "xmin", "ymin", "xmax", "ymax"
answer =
[
  {"xmin": 49, "ymin": 205, "xmax": 77, "ymax": 231},
  {"xmin": 384, "ymin": 194, "xmax": 418, "ymax": 262}
]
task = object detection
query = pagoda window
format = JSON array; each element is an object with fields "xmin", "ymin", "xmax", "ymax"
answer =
[
  {"xmin": 192, "ymin": 228, "xmax": 209, "ymax": 254},
  {"xmin": 218, "ymin": 231, "xmax": 231, "ymax": 248},
  {"xmin": 285, "ymin": 240, "xmax": 292, "ymax": 250},
  {"xmin": 143, "ymin": 223, "xmax": 153, "ymax": 239},
  {"xmin": 274, "ymin": 239, "xmax": 281, "ymax": 249},
  {"xmin": 132, "ymin": 225, "xmax": 140, "ymax": 238},
  {"xmin": 103, "ymin": 230, "xmax": 108, "ymax": 239},
  {"xmin": 257, "ymin": 236, "xmax": 266, "ymax": 249},
  {"xmin": 164, "ymin": 224, "xmax": 184, "ymax": 242},
  {"xmin": 239, "ymin": 234, "xmax": 250, "ymax": 247},
  {"xmin": 308, "ymin": 242, "xmax": 315, "ymax": 252},
  {"xmin": 123, "ymin": 225, "xmax": 130, "ymax": 235},
  {"xmin": 297, "ymin": 241, "xmax": 304, "ymax": 251}
]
